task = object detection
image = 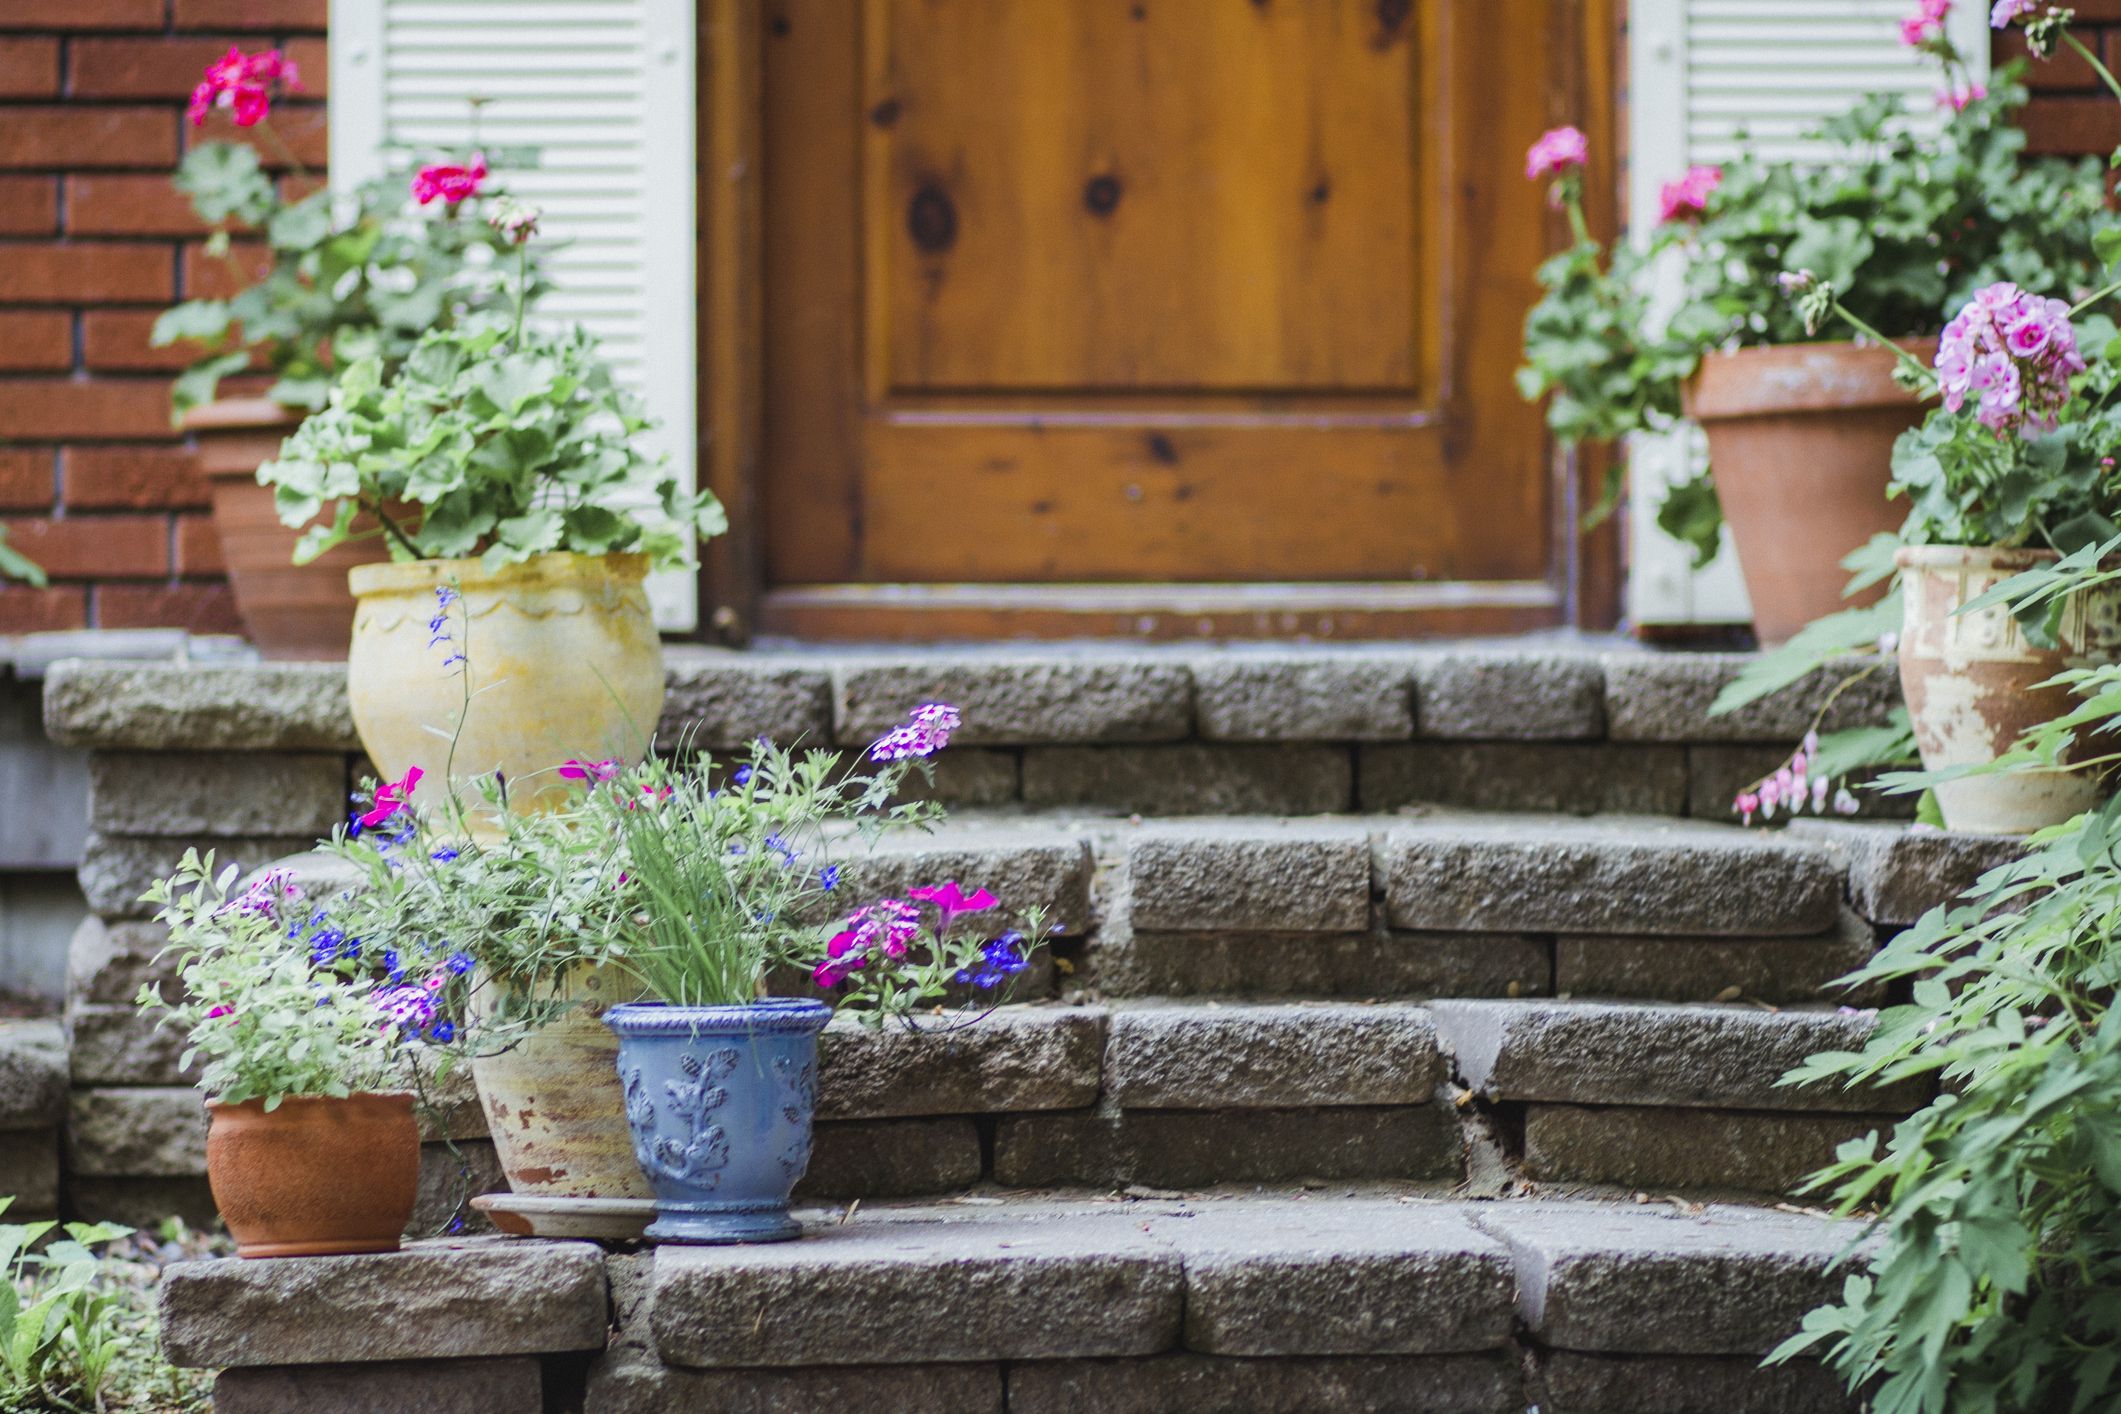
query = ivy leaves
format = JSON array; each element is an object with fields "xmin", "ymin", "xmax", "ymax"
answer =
[{"xmin": 263, "ymin": 321, "xmax": 724, "ymax": 571}]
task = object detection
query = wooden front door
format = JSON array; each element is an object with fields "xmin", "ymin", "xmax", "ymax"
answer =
[{"xmin": 751, "ymin": 0, "xmax": 1610, "ymax": 639}]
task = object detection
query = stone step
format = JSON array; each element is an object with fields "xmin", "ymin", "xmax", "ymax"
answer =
[{"xmin": 158, "ymin": 1193, "xmax": 1862, "ymax": 1413}]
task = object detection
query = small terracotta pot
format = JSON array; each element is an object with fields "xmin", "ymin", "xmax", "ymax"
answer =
[
  {"xmin": 1685, "ymin": 341, "xmax": 1927, "ymax": 645},
  {"xmin": 1897, "ymin": 545, "xmax": 2121, "ymax": 834},
  {"xmin": 205, "ymin": 1092, "xmax": 419, "ymax": 1259},
  {"xmin": 185, "ymin": 399, "xmax": 392, "ymax": 661}
]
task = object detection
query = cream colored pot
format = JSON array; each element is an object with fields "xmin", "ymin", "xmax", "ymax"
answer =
[
  {"xmin": 1897, "ymin": 545, "xmax": 2121, "ymax": 835},
  {"xmin": 346, "ymin": 552, "xmax": 665, "ymax": 816}
]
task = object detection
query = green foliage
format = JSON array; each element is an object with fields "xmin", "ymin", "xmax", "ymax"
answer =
[
  {"xmin": 0, "ymin": 1200, "xmax": 205, "ymax": 1414},
  {"xmin": 261, "ymin": 321, "xmax": 725, "ymax": 571},
  {"xmin": 155, "ymin": 142, "xmax": 531, "ymax": 419},
  {"xmin": 135, "ymin": 851, "xmax": 414, "ymax": 1108}
]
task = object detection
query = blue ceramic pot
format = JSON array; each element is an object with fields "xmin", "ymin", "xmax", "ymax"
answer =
[{"xmin": 604, "ymin": 998, "xmax": 831, "ymax": 1244}]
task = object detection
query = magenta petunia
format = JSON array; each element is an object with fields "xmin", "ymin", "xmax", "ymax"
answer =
[
  {"xmin": 908, "ymin": 880, "xmax": 998, "ymax": 918},
  {"xmin": 359, "ymin": 765, "xmax": 424, "ymax": 829},
  {"xmin": 558, "ymin": 757, "xmax": 620, "ymax": 785}
]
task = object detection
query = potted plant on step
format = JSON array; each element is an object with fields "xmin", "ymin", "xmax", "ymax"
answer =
[
  {"xmin": 135, "ymin": 850, "xmax": 468, "ymax": 1258},
  {"xmin": 1519, "ymin": 16, "xmax": 2117, "ymax": 643},
  {"xmin": 263, "ymin": 205, "xmax": 725, "ymax": 814},
  {"xmin": 157, "ymin": 47, "xmax": 532, "ymax": 659}
]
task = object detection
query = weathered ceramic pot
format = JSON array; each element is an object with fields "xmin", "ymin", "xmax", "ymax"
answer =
[
  {"xmin": 1897, "ymin": 545, "xmax": 2121, "ymax": 834},
  {"xmin": 346, "ymin": 552, "xmax": 665, "ymax": 817},
  {"xmin": 471, "ymin": 964, "xmax": 651, "ymax": 1200},
  {"xmin": 1685, "ymin": 341, "xmax": 1926, "ymax": 645},
  {"xmin": 606, "ymin": 999, "xmax": 830, "ymax": 1245},
  {"xmin": 206, "ymin": 1092, "xmax": 418, "ymax": 1258},
  {"xmin": 185, "ymin": 398, "xmax": 390, "ymax": 661}
]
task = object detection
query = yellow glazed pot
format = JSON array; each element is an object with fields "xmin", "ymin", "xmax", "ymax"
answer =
[
  {"xmin": 346, "ymin": 552, "xmax": 665, "ymax": 816},
  {"xmin": 471, "ymin": 963, "xmax": 651, "ymax": 1200}
]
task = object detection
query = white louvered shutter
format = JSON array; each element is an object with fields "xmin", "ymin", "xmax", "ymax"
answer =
[
  {"xmin": 1625, "ymin": 0, "xmax": 1989, "ymax": 627},
  {"xmin": 330, "ymin": 0, "xmax": 698, "ymax": 630}
]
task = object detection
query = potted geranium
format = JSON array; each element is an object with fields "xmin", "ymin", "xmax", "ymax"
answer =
[
  {"xmin": 263, "ymin": 214, "xmax": 725, "ymax": 814},
  {"xmin": 135, "ymin": 851, "xmax": 467, "ymax": 1258},
  {"xmin": 156, "ymin": 47, "xmax": 531, "ymax": 658},
  {"xmin": 1519, "ymin": 9, "xmax": 2116, "ymax": 642}
]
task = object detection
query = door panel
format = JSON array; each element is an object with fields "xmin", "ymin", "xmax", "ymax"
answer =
[{"xmin": 760, "ymin": 0, "xmax": 1584, "ymax": 622}]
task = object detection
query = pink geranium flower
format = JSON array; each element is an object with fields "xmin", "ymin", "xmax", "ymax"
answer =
[
  {"xmin": 187, "ymin": 46, "xmax": 297, "ymax": 129},
  {"xmin": 1991, "ymin": 0, "xmax": 2040, "ymax": 25},
  {"xmin": 1935, "ymin": 281, "xmax": 2083, "ymax": 435},
  {"xmin": 412, "ymin": 155, "xmax": 489, "ymax": 206},
  {"xmin": 359, "ymin": 766, "xmax": 424, "ymax": 829},
  {"xmin": 1938, "ymin": 81, "xmax": 1988, "ymax": 111},
  {"xmin": 1524, "ymin": 125, "xmax": 1588, "ymax": 182},
  {"xmin": 1901, "ymin": 0, "xmax": 1952, "ymax": 46},
  {"xmin": 1657, "ymin": 165, "xmax": 1721, "ymax": 223}
]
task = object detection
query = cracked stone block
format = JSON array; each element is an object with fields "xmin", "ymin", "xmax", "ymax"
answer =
[
  {"xmin": 45, "ymin": 661, "xmax": 359, "ymax": 752},
  {"xmin": 67, "ymin": 1086, "xmax": 205, "ymax": 1176},
  {"xmin": 1104, "ymin": 1003, "xmax": 1442, "ymax": 1109},
  {"xmin": 1537, "ymin": 1351, "xmax": 1855, "ymax": 1413},
  {"xmin": 1785, "ymin": 819, "xmax": 2026, "ymax": 926},
  {"xmin": 1523, "ymin": 1104, "xmax": 1898, "ymax": 1193},
  {"xmin": 817, "ymin": 1006, "xmax": 1105, "ymax": 1120},
  {"xmin": 1476, "ymin": 1202, "xmax": 1861, "ymax": 1355},
  {"xmin": 1008, "ymin": 1354, "xmax": 1520, "ymax": 1414},
  {"xmin": 88, "ymin": 751, "xmax": 346, "ymax": 838},
  {"xmin": 651, "ymin": 1205, "xmax": 1183, "ymax": 1367},
  {"xmin": 657, "ymin": 651, "xmax": 833, "ymax": 750},
  {"xmin": 1191, "ymin": 654, "xmax": 1416, "ymax": 742},
  {"xmin": 213, "ymin": 1357, "xmax": 544, "ymax": 1414},
  {"xmin": 68, "ymin": 1003, "xmax": 189, "ymax": 1085},
  {"xmin": 1360, "ymin": 743, "xmax": 1688, "ymax": 815},
  {"xmin": 1097, "ymin": 929, "xmax": 1551, "ymax": 1001},
  {"xmin": 833, "ymin": 656, "xmax": 1192, "ymax": 745},
  {"xmin": 68, "ymin": 916, "xmax": 175, "ymax": 1005},
  {"xmin": 1152, "ymin": 1200, "xmax": 1516, "ymax": 1356},
  {"xmin": 1431, "ymin": 999, "xmax": 1925, "ymax": 1113},
  {"xmin": 160, "ymin": 1239, "xmax": 609, "ymax": 1367},
  {"xmin": 1552, "ymin": 909, "xmax": 1879, "ymax": 1006},
  {"xmin": 1021, "ymin": 744, "xmax": 1353, "ymax": 815},
  {"xmin": 80, "ymin": 832, "xmax": 316, "ymax": 919},
  {"xmin": 798, "ymin": 1117, "xmax": 984, "ymax": 1198},
  {"xmin": 992, "ymin": 1105, "xmax": 1461, "ymax": 1188},
  {"xmin": 1127, "ymin": 820, "xmax": 1371, "ymax": 933},
  {"xmin": 1416, "ymin": 653, "xmax": 1605, "ymax": 740},
  {"xmin": 1381, "ymin": 814, "xmax": 1841, "ymax": 937},
  {"xmin": 0, "ymin": 1017, "xmax": 66, "ymax": 1130},
  {"xmin": 1602, "ymin": 652, "xmax": 1900, "ymax": 744}
]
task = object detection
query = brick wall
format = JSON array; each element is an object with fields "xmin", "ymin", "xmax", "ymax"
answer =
[
  {"xmin": 2003, "ymin": 1, "xmax": 2121, "ymax": 157},
  {"xmin": 0, "ymin": 1, "xmax": 325, "ymax": 635}
]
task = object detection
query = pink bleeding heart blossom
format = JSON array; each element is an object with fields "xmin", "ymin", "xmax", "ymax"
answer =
[
  {"xmin": 187, "ymin": 46, "xmax": 297, "ymax": 129},
  {"xmin": 1991, "ymin": 0, "xmax": 2042, "ymax": 25},
  {"xmin": 1901, "ymin": 0, "xmax": 1952, "ymax": 46},
  {"xmin": 869, "ymin": 702, "xmax": 961, "ymax": 762},
  {"xmin": 1935, "ymin": 281, "xmax": 2084, "ymax": 436},
  {"xmin": 412, "ymin": 155, "xmax": 488, "ymax": 206},
  {"xmin": 1524, "ymin": 125, "xmax": 1588, "ymax": 182},
  {"xmin": 559, "ymin": 757, "xmax": 621, "ymax": 785},
  {"xmin": 359, "ymin": 766, "xmax": 424, "ymax": 829},
  {"xmin": 908, "ymin": 881, "xmax": 998, "ymax": 919},
  {"xmin": 1657, "ymin": 164, "xmax": 1721, "ymax": 223}
]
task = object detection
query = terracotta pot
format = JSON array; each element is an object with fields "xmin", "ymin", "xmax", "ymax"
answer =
[
  {"xmin": 184, "ymin": 399, "xmax": 392, "ymax": 661},
  {"xmin": 345, "ymin": 552, "xmax": 666, "ymax": 818},
  {"xmin": 205, "ymin": 1092, "xmax": 419, "ymax": 1259},
  {"xmin": 1897, "ymin": 545, "xmax": 2121, "ymax": 834},
  {"xmin": 1685, "ymin": 341, "xmax": 1927, "ymax": 645},
  {"xmin": 471, "ymin": 964, "xmax": 652, "ymax": 1201}
]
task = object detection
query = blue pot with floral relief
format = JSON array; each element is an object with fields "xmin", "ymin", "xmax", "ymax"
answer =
[{"xmin": 604, "ymin": 998, "xmax": 831, "ymax": 1244}]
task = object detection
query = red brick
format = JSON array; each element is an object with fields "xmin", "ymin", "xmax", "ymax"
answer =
[
  {"xmin": 185, "ymin": 103, "xmax": 328, "ymax": 169},
  {"xmin": 0, "ymin": 450, "xmax": 54, "ymax": 510},
  {"xmin": 0, "ymin": 108, "xmax": 176, "ymax": 171},
  {"xmin": 181, "ymin": 238, "xmax": 271, "ymax": 300},
  {"xmin": 170, "ymin": 0, "xmax": 328, "ymax": 29},
  {"xmin": 0, "ymin": 0, "xmax": 164, "ymax": 31},
  {"xmin": 70, "ymin": 37, "xmax": 241, "ymax": 99},
  {"xmin": 65, "ymin": 175, "xmax": 212, "ymax": 237},
  {"xmin": 0, "ymin": 177, "xmax": 59, "ymax": 235},
  {"xmin": 2020, "ymin": 95, "xmax": 2121, "ymax": 156},
  {"xmin": 64, "ymin": 444, "xmax": 208, "ymax": 509},
  {"xmin": 98, "ymin": 582, "xmax": 241, "ymax": 633},
  {"xmin": 1999, "ymin": 31, "xmax": 2099, "ymax": 90},
  {"xmin": 0, "ymin": 38, "xmax": 61, "ymax": 97},
  {"xmin": 284, "ymin": 38, "xmax": 327, "ymax": 98},
  {"xmin": 2, "ymin": 514, "xmax": 168, "ymax": 578},
  {"xmin": 0, "ymin": 379, "xmax": 175, "ymax": 439},
  {"xmin": 2065, "ymin": 1, "xmax": 2121, "ymax": 20},
  {"xmin": 0, "ymin": 311, "xmax": 73, "ymax": 371},
  {"xmin": 83, "ymin": 308, "xmax": 213, "ymax": 372},
  {"xmin": 174, "ymin": 511, "xmax": 223, "ymax": 574},
  {"xmin": 0, "ymin": 242, "xmax": 172, "ymax": 303},
  {"xmin": 0, "ymin": 586, "xmax": 87, "ymax": 633}
]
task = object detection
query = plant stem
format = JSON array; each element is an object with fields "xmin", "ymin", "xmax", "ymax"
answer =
[
  {"xmin": 255, "ymin": 117, "xmax": 311, "ymax": 189},
  {"xmin": 2065, "ymin": 31, "xmax": 2121, "ymax": 109},
  {"xmin": 510, "ymin": 243, "xmax": 528, "ymax": 350},
  {"xmin": 364, "ymin": 497, "xmax": 423, "ymax": 558},
  {"xmin": 2068, "ymin": 274, "xmax": 2121, "ymax": 319}
]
